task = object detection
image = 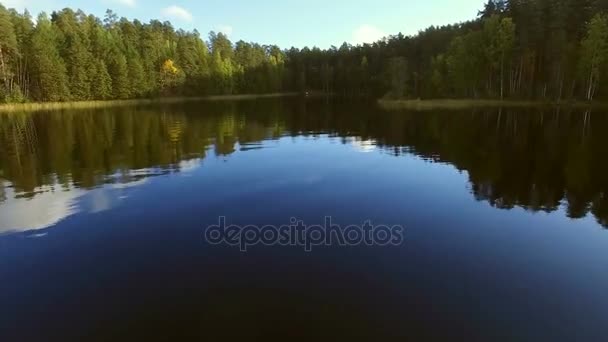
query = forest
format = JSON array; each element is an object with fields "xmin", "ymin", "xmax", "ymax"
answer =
[{"xmin": 2, "ymin": 0, "xmax": 608, "ymax": 103}]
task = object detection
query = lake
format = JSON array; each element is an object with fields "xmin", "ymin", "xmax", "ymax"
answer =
[{"xmin": 1, "ymin": 99, "xmax": 607, "ymax": 340}]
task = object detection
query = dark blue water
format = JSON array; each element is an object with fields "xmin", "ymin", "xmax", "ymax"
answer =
[{"xmin": 1, "ymin": 100, "xmax": 607, "ymax": 341}]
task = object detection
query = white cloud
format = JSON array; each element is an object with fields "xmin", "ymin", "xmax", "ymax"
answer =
[
  {"xmin": 111, "ymin": 0, "xmax": 136, "ymax": 8},
  {"xmin": 161, "ymin": 5, "xmax": 193, "ymax": 22},
  {"xmin": 216, "ymin": 25, "xmax": 233, "ymax": 37},
  {"xmin": 100, "ymin": 0, "xmax": 136, "ymax": 8},
  {"xmin": 352, "ymin": 24, "xmax": 386, "ymax": 45},
  {"xmin": 0, "ymin": 0, "xmax": 27, "ymax": 10}
]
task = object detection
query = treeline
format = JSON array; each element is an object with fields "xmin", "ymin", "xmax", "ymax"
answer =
[
  {"xmin": 0, "ymin": 7, "xmax": 287, "ymax": 103},
  {"xmin": 3, "ymin": 1, "xmax": 608, "ymax": 103},
  {"xmin": 290, "ymin": 0, "xmax": 608, "ymax": 101}
]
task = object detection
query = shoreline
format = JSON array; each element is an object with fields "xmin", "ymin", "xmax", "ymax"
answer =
[
  {"xmin": 377, "ymin": 98, "xmax": 607, "ymax": 110},
  {"xmin": 0, "ymin": 93, "xmax": 301, "ymax": 113}
]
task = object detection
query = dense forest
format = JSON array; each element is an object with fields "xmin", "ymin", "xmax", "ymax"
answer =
[{"xmin": 2, "ymin": 0, "xmax": 608, "ymax": 103}]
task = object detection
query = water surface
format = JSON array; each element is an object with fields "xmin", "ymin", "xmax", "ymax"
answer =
[{"xmin": 1, "ymin": 100, "xmax": 607, "ymax": 340}]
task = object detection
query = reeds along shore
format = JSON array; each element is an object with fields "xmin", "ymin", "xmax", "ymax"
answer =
[
  {"xmin": 377, "ymin": 99, "xmax": 606, "ymax": 111},
  {"xmin": 0, "ymin": 93, "xmax": 300, "ymax": 113}
]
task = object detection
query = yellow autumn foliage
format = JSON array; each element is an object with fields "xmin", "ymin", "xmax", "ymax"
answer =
[{"xmin": 161, "ymin": 59, "xmax": 179, "ymax": 75}]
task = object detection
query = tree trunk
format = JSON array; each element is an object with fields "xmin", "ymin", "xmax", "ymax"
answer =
[
  {"xmin": 0, "ymin": 46, "xmax": 8, "ymax": 89},
  {"xmin": 500, "ymin": 52, "xmax": 505, "ymax": 100},
  {"xmin": 518, "ymin": 56, "xmax": 524, "ymax": 95},
  {"xmin": 570, "ymin": 80, "xmax": 576, "ymax": 99},
  {"xmin": 558, "ymin": 78, "xmax": 564, "ymax": 101},
  {"xmin": 587, "ymin": 70, "xmax": 594, "ymax": 101}
]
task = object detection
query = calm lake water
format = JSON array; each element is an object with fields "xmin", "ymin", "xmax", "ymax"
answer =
[{"xmin": 1, "ymin": 99, "xmax": 608, "ymax": 340}]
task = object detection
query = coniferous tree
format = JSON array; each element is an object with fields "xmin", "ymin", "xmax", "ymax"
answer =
[
  {"xmin": 3, "ymin": 2, "xmax": 608, "ymax": 103},
  {"xmin": 29, "ymin": 13, "xmax": 70, "ymax": 101},
  {"xmin": 108, "ymin": 48, "xmax": 129, "ymax": 99},
  {"xmin": 386, "ymin": 57, "xmax": 408, "ymax": 98},
  {"xmin": 92, "ymin": 58, "xmax": 112, "ymax": 99},
  {"xmin": 9, "ymin": 9, "xmax": 34, "ymax": 101},
  {"xmin": 53, "ymin": 9, "xmax": 94, "ymax": 100},
  {"xmin": 580, "ymin": 13, "xmax": 608, "ymax": 100},
  {"xmin": 0, "ymin": 5, "xmax": 17, "ymax": 101},
  {"xmin": 127, "ymin": 56, "xmax": 146, "ymax": 97}
]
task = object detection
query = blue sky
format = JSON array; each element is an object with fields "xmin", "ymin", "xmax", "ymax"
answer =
[{"xmin": 1, "ymin": 0, "xmax": 485, "ymax": 48}]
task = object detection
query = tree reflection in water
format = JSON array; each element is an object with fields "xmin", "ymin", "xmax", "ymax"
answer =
[{"xmin": 1, "ymin": 99, "xmax": 607, "ymax": 228}]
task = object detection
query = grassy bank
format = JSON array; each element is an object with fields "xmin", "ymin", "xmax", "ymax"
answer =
[
  {"xmin": 0, "ymin": 93, "xmax": 300, "ymax": 113},
  {"xmin": 377, "ymin": 98, "xmax": 605, "ymax": 111}
]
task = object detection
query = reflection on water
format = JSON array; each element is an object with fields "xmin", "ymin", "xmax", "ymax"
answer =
[
  {"xmin": 0, "ymin": 165, "xmax": 206, "ymax": 233},
  {"xmin": 0, "ymin": 181, "xmax": 83, "ymax": 233},
  {"xmin": 1, "ymin": 100, "xmax": 607, "ymax": 232},
  {"xmin": 2, "ymin": 100, "xmax": 608, "ymax": 341}
]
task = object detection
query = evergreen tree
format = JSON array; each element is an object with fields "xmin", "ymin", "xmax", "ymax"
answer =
[
  {"xmin": 108, "ymin": 48, "xmax": 129, "ymax": 99},
  {"xmin": 176, "ymin": 30, "xmax": 209, "ymax": 94},
  {"xmin": 52, "ymin": 9, "xmax": 94, "ymax": 100},
  {"xmin": 210, "ymin": 31, "xmax": 233, "ymax": 60},
  {"xmin": 9, "ymin": 9, "xmax": 34, "ymax": 101},
  {"xmin": 0, "ymin": 5, "xmax": 17, "ymax": 101},
  {"xmin": 386, "ymin": 57, "xmax": 408, "ymax": 98},
  {"xmin": 92, "ymin": 58, "xmax": 112, "ymax": 99},
  {"xmin": 3, "ymin": 2, "xmax": 608, "ymax": 103},
  {"xmin": 29, "ymin": 13, "xmax": 70, "ymax": 101},
  {"xmin": 127, "ymin": 56, "xmax": 146, "ymax": 97},
  {"xmin": 579, "ymin": 13, "xmax": 608, "ymax": 100}
]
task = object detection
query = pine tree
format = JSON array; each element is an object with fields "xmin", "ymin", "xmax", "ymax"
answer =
[
  {"xmin": 108, "ymin": 49, "xmax": 129, "ymax": 99},
  {"xmin": 0, "ymin": 5, "xmax": 17, "ymax": 101},
  {"xmin": 209, "ymin": 31, "xmax": 233, "ymax": 60},
  {"xmin": 497, "ymin": 17, "xmax": 515, "ymax": 99},
  {"xmin": 386, "ymin": 57, "xmax": 408, "ymax": 98},
  {"xmin": 29, "ymin": 13, "xmax": 70, "ymax": 101},
  {"xmin": 176, "ymin": 31, "xmax": 209, "ymax": 95},
  {"xmin": 53, "ymin": 10, "xmax": 95, "ymax": 100},
  {"xmin": 127, "ymin": 56, "xmax": 146, "ymax": 97},
  {"xmin": 92, "ymin": 58, "xmax": 112, "ymax": 99},
  {"xmin": 9, "ymin": 9, "xmax": 34, "ymax": 101},
  {"xmin": 580, "ymin": 13, "xmax": 608, "ymax": 100}
]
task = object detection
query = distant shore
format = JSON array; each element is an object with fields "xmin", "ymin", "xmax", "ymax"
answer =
[
  {"xmin": 378, "ymin": 98, "xmax": 606, "ymax": 110},
  {"xmin": 5, "ymin": 95, "xmax": 604, "ymax": 114},
  {"xmin": 0, "ymin": 93, "xmax": 301, "ymax": 113}
]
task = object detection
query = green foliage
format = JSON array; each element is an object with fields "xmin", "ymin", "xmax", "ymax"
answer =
[
  {"xmin": 127, "ymin": 56, "xmax": 146, "ymax": 97},
  {"xmin": 210, "ymin": 31, "xmax": 233, "ymax": 60},
  {"xmin": 3, "ymin": 1, "xmax": 608, "ymax": 102},
  {"xmin": 0, "ymin": 6, "xmax": 17, "ymax": 55},
  {"xmin": 176, "ymin": 30, "xmax": 209, "ymax": 94},
  {"xmin": 430, "ymin": 54, "xmax": 447, "ymax": 97},
  {"xmin": 159, "ymin": 59, "xmax": 185, "ymax": 94},
  {"xmin": 29, "ymin": 13, "xmax": 70, "ymax": 102},
  {"xmin": 0, "ymin": 5, "xmax": 18, "ymax": 100},
  {"xmin": 386, "ymin": 57, "xmax": 408, "ymax": 98},
  {"xmin": 210, "ymin": 51, "xmax": 235, "ymax": 94},
  {"xmin": 53, "ymin": 9, "xmax": 94, "ymax": 100},
  {"xmin": 579, "ymin": 14, "xmax": 608, "ymax": 100},
  {"xmin": 92, "ymin": 59, "xmax": 112, "ymax": 100},
  {"xmin": 108, "ymin": 49, "xmax": 129, "ymax": 99}
]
